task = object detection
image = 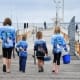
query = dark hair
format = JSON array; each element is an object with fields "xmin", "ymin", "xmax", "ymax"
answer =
[
  {"xmin": 3, "ymin": 18, "xmax": 12, "ymax": 26},
  {"xmin": 36, "ymin": 31, "xmax": 42, "ymax": 39}
]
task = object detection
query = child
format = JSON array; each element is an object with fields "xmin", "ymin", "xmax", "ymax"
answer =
[
  {"xmin": 51, "ymin": 26, "xmax": 67, "ymax": 74},
  {"xmin": 34, "ymin": 31, "xmax": 48, "ymax": 72},
  {"xmin": 16, "ymin": 34, "xmax": 28, "ymax": 72},
  {"xmin": 0, "ymin": 18, "xmax": 16, "ymax": 73}
]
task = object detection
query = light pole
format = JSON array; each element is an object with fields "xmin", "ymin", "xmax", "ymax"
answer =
[
  {"xmin": 53, "ymin": 0, "xmax": 64, "ymax": 26},
  {"xmin": 54, "ymin": 0, "xmax": 59, "ymax": 26}
]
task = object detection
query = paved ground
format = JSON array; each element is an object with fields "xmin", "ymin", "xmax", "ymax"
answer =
[
  {"xmin": 0, "ymin": 29, "xmax": 80, "ymax": 80},
  {"xmin": 0, "ymin": 53, "xmax": 80, "ymax": 80}
]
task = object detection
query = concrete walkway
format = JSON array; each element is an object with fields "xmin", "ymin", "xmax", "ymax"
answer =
[{"xmin": 0, "ymin": 53, "xmax": 80, "ymax": 80}]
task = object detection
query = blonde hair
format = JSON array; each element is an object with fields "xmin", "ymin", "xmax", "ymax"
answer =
[
  {"xmin": 54, "ymin": 26, "xmax": 61, "ymax": 34},
  {"xmin": 36, "ymin": 31, "xmax": 42, "ymax": 39}
]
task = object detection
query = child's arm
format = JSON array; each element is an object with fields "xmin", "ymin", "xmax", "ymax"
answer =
[
  {"xmin": 34, "ymin": 40, "xmax": 38, "ymax": 51},
  {"xmin": 15, "ymin": 41, "xmax": 21, "ymax": 51},
  {"xmin": 43, "ymin": 41, "xmax": 48, "ymax": 56},
  {"xmin": 62, "ymin": 36, "xmax": 68, "ymax": 51}
]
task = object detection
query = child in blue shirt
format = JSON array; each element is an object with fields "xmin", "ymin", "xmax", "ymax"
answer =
[
  {"xmin": 34, "ymin": 31, "xmax": 48, "ymax": 72},
  {"xmin": 16, "ymin": 34, "xmax": 28, "ymax": 72},
  {"xmin": 0, "ymin": 18, "xmax": 16, "ymax": 73},
  {"xmin": 51, "ymin": 26, "xmax": 67, "ymax": 74}
]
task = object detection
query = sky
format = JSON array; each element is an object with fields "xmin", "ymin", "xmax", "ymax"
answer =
[{"xmin": 0, "ymin": 0, "xmax": 80, "ymax": 23}]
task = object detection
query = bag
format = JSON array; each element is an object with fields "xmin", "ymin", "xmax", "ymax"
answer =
[
  {"xmin": 44, "ymin": 56, "xmax": 51, "ymax": 61},
  {"xmin": 62, "ymin": 50, "xmax": 70, "ymax": 64}
]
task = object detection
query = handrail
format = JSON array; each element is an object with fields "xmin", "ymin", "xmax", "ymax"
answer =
[{"xmin": 61, "ymin": 27, "xmax": 80, "ymax": 56}]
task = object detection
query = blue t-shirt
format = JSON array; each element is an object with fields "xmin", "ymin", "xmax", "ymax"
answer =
[
  {"xmin": 16, "ymin": 40, "xmax": 28, "ymax": 57},
  {"xmin": 0, "ymin": 26, "xmax": 16, "ymax": 48},
  {"xmin": 51, "ymin": 34, "xmax": 67, "ymax": 53}
]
